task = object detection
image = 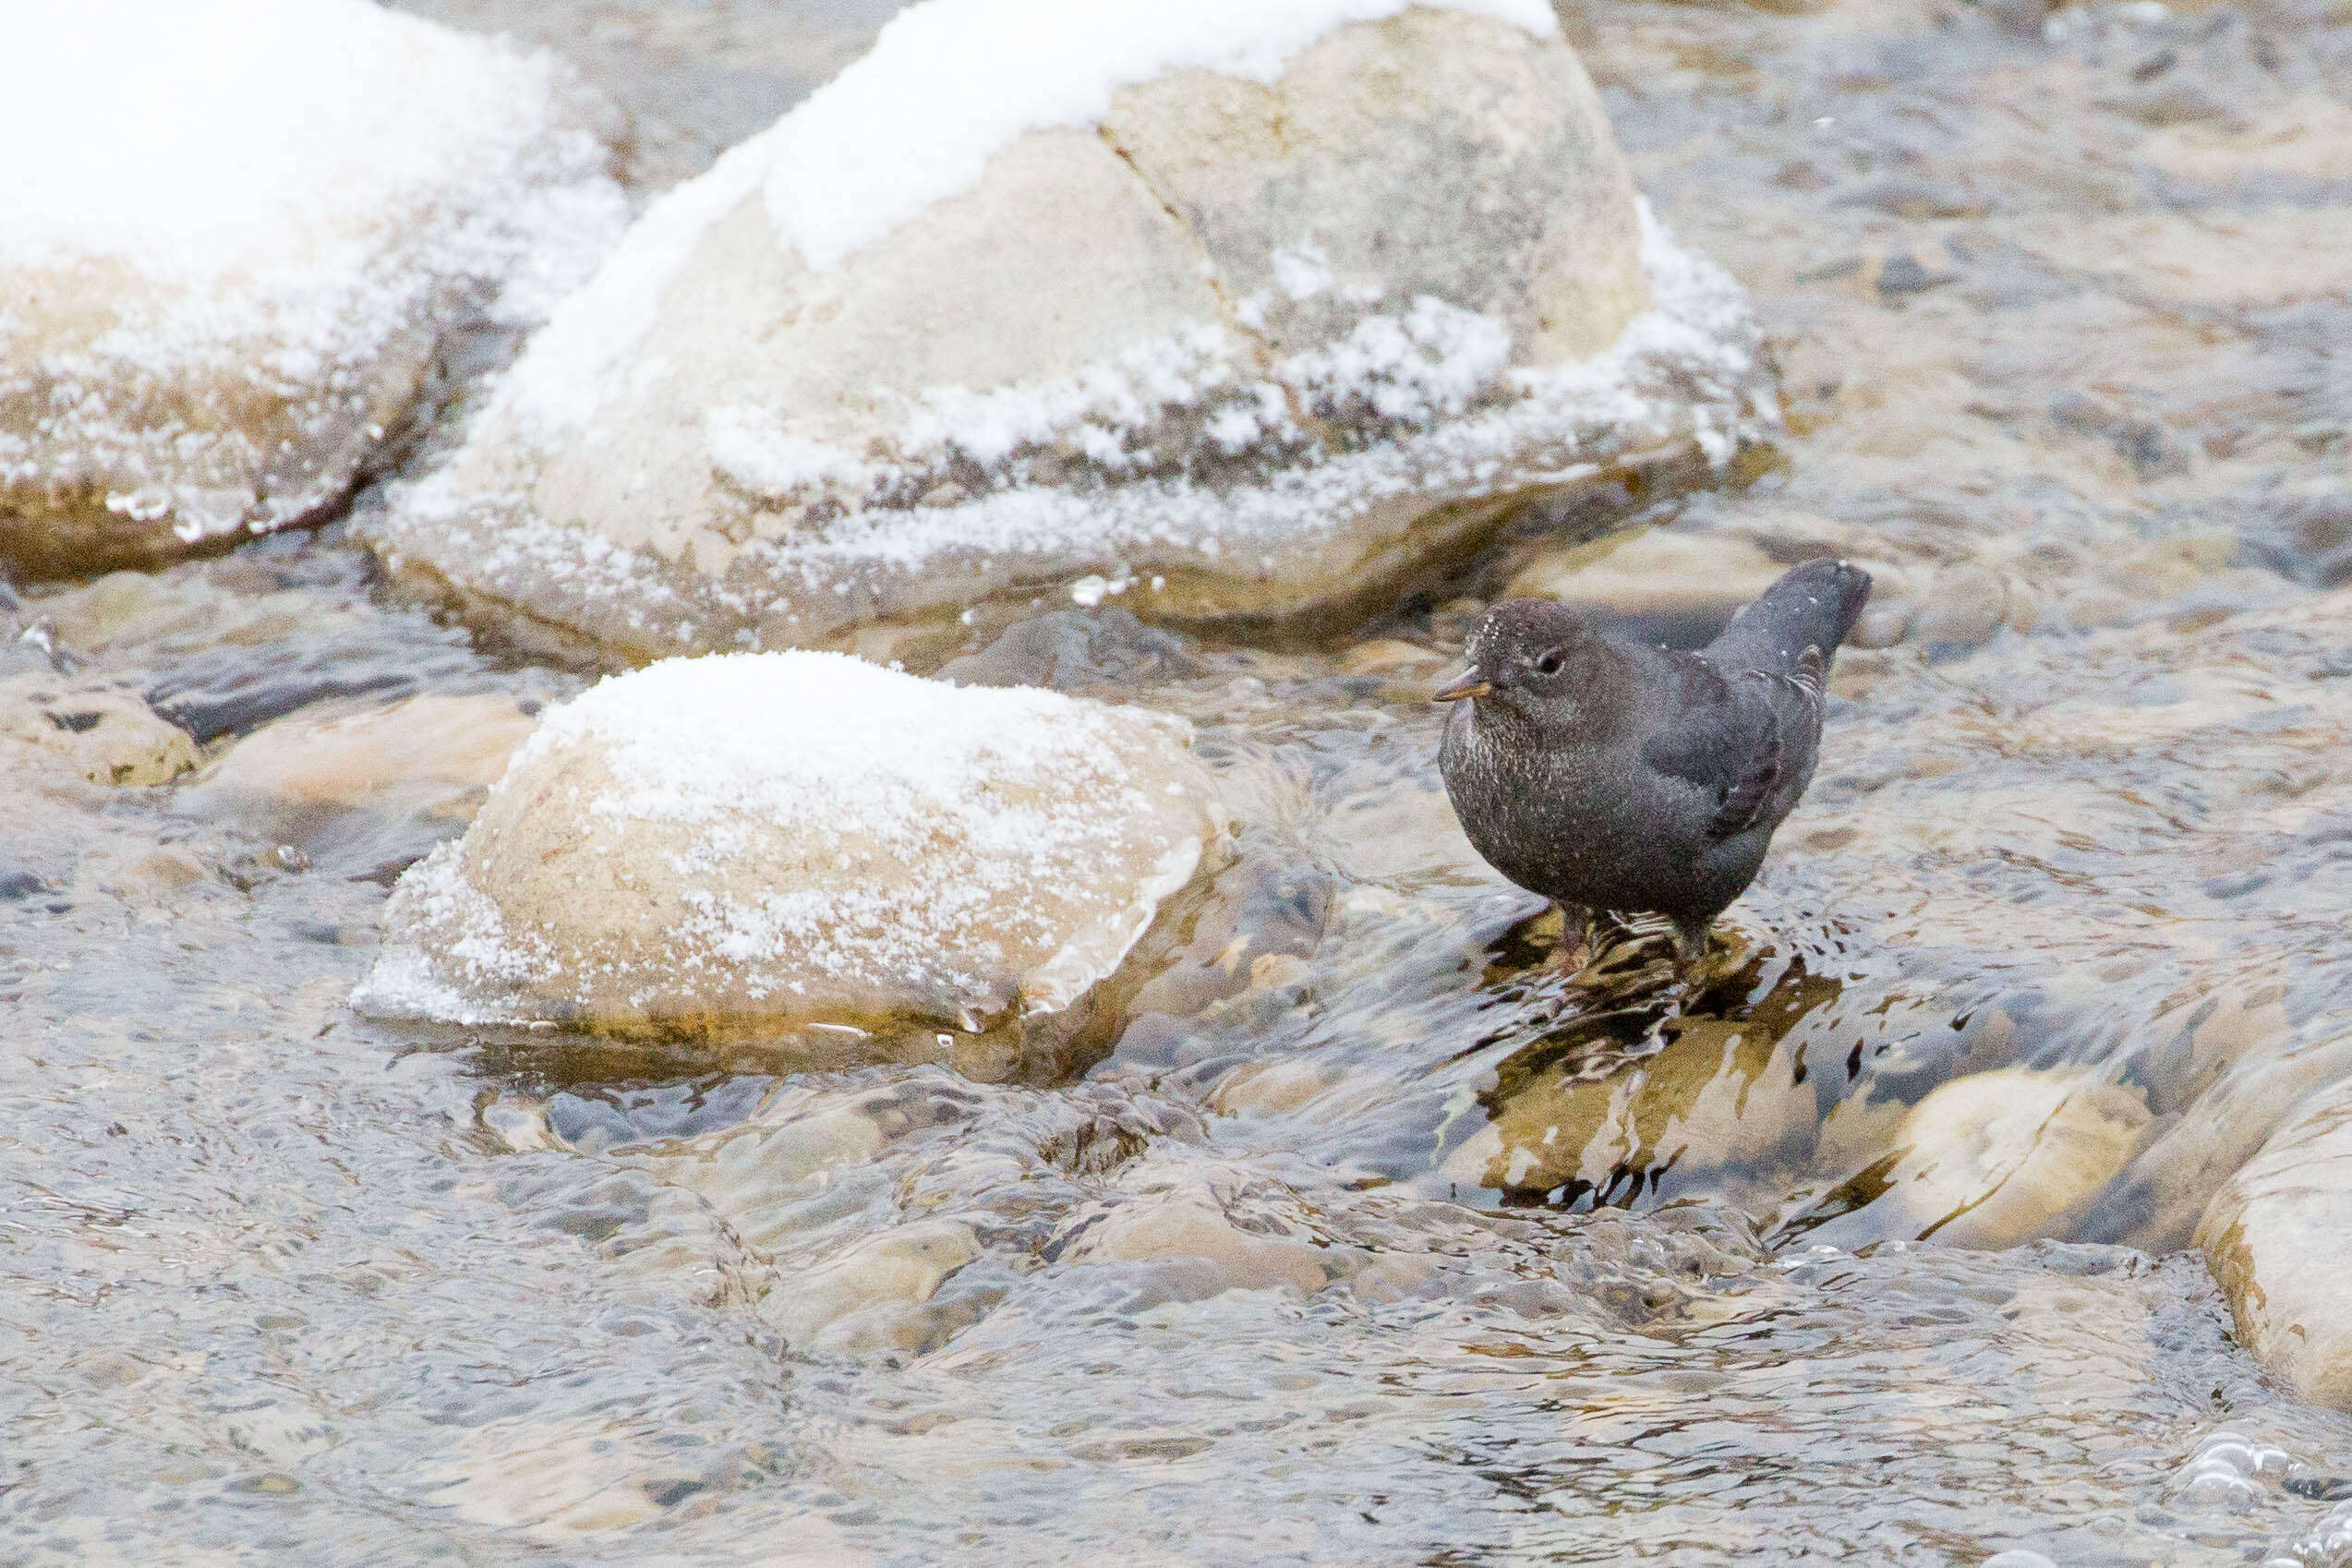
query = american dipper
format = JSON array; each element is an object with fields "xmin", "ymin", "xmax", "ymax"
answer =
[{"xmin": 1435, "ymin": 558, "xmax": 1872, "ymax": 968}]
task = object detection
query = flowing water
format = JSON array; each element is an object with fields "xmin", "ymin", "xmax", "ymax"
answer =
[{"xmin": 8, "ymin": 0, "xmax": 2352, "ymax": 1562}]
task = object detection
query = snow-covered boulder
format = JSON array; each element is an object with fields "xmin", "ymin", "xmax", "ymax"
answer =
[
  {"xmin": 0, "ymin": 0, "xmax": 627, "ymax": 576},
  {"xmin": 354, "ymin": 653, "xmax": 1225, "ymax": 1046},
  {"xmin": 374, "ymin": 0, "xmax": 1773, "ymax": 660}
]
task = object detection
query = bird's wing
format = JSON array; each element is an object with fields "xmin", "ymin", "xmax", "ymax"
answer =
[{"xmin": 1641, "ymin": 649, "xmax": 1823, "ymax": 843}]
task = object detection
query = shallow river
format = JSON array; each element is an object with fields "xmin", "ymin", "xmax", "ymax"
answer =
[{"xmin": 8, "ymin": 0, "xmax": 2352, "ymax": 1562}]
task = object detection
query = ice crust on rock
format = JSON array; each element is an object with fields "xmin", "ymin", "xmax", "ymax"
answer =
[
  {"xmin": 355, "ymin": 652, "xmax": 1224, "ymax": 1039},
  {"xmin": 377, "ymin": 0, "xmax": 1776, "ymax": 659},
  {"xmin": 0, "ymin": 0, "xmax": 628, "ymax": 574}
]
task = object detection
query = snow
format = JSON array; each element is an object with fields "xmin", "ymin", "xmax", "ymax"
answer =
[
  {"xmin": 0, "ymin": 0, "xmax": 609, "ymax": 290},
  {"xmin": 516, "ymin": 651, "xmax": 1150, "ymax": 837},
  {"xmin": 355, "ymin": 653, "xmax": 1214, "ymax": 1027},
  {"xmin": 1277, "ymin": 295, "xmax": 1517, "ymax": 424},
  {"xmin": 0, "ymin": 0, "xmax": 626, "ymax": 546},
  {"xmin": 492, "ymin": 0, "xmax": 1553, "ymax": 432},
  {"xmin": 700, "ymin": 324, "xmax": 1272, "ymax": 504},
  {"xmin": 1272, "ymin": 241, "xmax": 1337, "ymax": 302}
]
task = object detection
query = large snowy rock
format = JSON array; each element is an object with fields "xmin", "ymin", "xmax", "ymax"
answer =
[
  {"xmin": 375, "ymin": 0, "xmax": 1773, "ymax": 660},
  {"xmin": 0, "ymin": 0, "xmax": 627, "ymax": 576},
  {"xmin": 2199, "ymin": 1079, "xmax": 2352, "ymax": 1412},
  {"xmin": 354, "ymin": 653, "xmax": 1224, "ymax": 1046}
]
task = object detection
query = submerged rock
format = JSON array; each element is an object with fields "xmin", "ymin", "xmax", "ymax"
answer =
[
  {"xmin": 1440, "ymin": 1012, "xmax": 1823, "ymax": 1212},
  {"xmin": 374, "ymin": 0, "xmax": 1772, "ymax": 660},
  {"xmin": 0, "ymin": 0, "xmax": 625, "ymax": 576},
  {"xmin": 355, "ymin": 652, "xmax": 1224, "ymax": 1044},
  {"xmin": 2199, "ymin": 1079, "xmax": 2352, "ymax": 1412},
  {"xmin": 1808, "ymin": 1068, "xmax": 2153, "ymax": 1250},
  {"xmin": 190, "ymin": 694, "xmax": 540, "ymax": 823},
  {"xmin": 0, "ymin": 673, "xmax": 197, "ymax": 788}
]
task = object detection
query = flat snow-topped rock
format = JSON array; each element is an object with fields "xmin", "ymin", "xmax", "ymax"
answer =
[
  {"xmin": 0, "ymin": 0, "xmax": 627, "ymax": 576},
  {"xmin": 376, "ymin": 0, "xmax": 1774, "ymax": 660},
  {"xmin": 355, "ymin": 653, "xmax": 1225, "ymax": 1056}
]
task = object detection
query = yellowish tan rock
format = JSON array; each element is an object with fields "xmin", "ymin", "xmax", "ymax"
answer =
[
  {"xmin": 199, "ymin": 694, "xmax": 539, "ymax": 821},
  {"xmin": 759, "ymin": 1220, "xmax": 982, "ymax": 1353},
  {"xmin": 0, "ymin": 674, "xmax": 196, "ymax": 787},
  {"xmin": 1504, "ymin": 526, "xmax": 1789, "ymax": 617},
  {"xmin": 1441, "ymin": 1015, "xmax": 1822, "ymax": 1210},
  {"xmin": 1835, "ymin": 1068, "xmax": 2151, "ymax": 1248}
]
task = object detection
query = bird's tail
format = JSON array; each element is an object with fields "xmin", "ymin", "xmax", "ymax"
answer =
[{"xmin": 1710, "ymin": 559, "xmax": 1873, "ymax": 674}]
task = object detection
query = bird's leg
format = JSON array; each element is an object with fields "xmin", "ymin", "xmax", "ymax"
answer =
[
  {"xmin": 1554, "ymin": 902, "xmax": 1593, "ymax": 974},
  {"xmin": 1671, "ymin": 918, "xmax": 1711, "ymax": 971}
]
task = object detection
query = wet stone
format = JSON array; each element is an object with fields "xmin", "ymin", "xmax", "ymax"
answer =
[
  {"xmin": 2201, "ymin": 1078, "xmax": 2352, "ymax": 1413},
  {"xmin": 1502, "ymin": 525, "xmax": 1793, "ymax": 645},
  {"xmin": 192, "ymin": 694, "xmax": 537, "ymax": 821},
  {"xmin": 0, "ymin": 673, "xmax": 197, "ymax": 788},
  {"xmin": 372, "ymin": 0, "xmax": 1772, "ymax": 659},
  {"xmin": 1805, "ymin": 1068, "xmax": 2154, "ymax": 1251},
  {"xmin": 935, "ymin": 608, "xmax": 1202, "ymax": 692}
]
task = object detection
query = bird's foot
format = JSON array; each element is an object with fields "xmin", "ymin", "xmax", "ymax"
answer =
[
  {"xmin": 1666, "ymin": 922, "xmax": 1771, "ymax": 996},
  {"xmin": 1550, "ymin": 906, "xmax": 1594, "ymax": 978}
]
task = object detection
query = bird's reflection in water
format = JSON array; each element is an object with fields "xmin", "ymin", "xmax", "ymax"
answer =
[{"xmin": 1454, "ymin": 910, "xmax": 1850, "ymax": 1213}]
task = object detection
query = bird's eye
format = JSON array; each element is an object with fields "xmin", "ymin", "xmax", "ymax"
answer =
[{"xmin": 1536, "ymin": 649, "xmax": 1565, "ymax": 676}]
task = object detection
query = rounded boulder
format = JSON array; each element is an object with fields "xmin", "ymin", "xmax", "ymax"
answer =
[
  {"xmin": 376, "ymin": 0, "xmax": 1772, "ymax": 659},
  {"xmin": 2199, "ymin": 1076, "xmax": 2352, "ymax": 1412},
  {"xmin": 355, "ymin": 652, "xmax": 1225, "ymax": 1048}
]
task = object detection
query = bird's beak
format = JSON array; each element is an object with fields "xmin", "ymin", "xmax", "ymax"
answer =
[{"xmin": 1431, "ymin": 668, "xmax": 1491, "ymax": 703}]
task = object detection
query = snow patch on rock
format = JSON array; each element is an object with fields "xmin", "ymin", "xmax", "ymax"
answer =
[{"xmin": 387, "ymin": 201, "xmax": 1767, "ymax": 656}]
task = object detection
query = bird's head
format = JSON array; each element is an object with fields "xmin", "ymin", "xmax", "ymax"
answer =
[{"xmin": 1432, "ymin": 598, "xmax": 1612, "ymax": 724}]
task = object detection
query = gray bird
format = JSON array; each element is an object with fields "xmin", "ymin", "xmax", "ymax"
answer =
[{"xmin": 1435, "ymin": 558, "xmax": 1872, "ymax": 969}]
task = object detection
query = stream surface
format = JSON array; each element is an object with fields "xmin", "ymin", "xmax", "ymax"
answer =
[{"xmin": 8, "ymin": 0, "xmax": 2352, "ymax": 1562}]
